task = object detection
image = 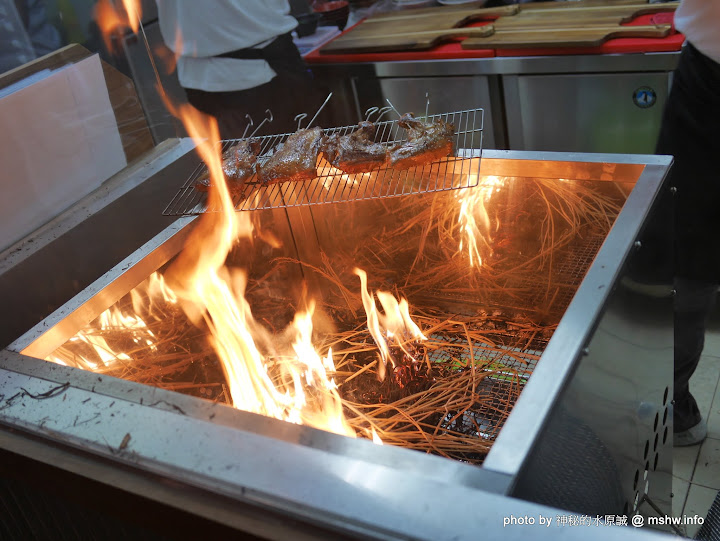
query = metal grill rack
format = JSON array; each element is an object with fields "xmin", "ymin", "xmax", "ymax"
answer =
[{"xmin": 163, "ymin": 108, "xmax": 484, "ymax": 216}]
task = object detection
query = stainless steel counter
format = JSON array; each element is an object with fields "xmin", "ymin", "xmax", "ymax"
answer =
[{"xmin": 310, "ymin": 51, "xmax": 680, "ymax": 153}]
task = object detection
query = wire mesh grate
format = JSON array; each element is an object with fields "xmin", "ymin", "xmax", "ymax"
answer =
[
  {"xmin": 163, "ymin": 108, "xmax": 484, "ymax": 216},
  {"xmin": 429, "ymin": 332, "xmax": 543, "ymax": 446}
]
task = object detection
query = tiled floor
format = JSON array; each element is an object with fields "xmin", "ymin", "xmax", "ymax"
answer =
[{"xmin": 672, "ymin": 314, "xmax": 720, "ymax": 538}]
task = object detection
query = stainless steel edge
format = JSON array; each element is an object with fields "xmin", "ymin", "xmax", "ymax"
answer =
[
  {"xmin": 0, "ymin": 354, "xmax": 671, "ymax": 541},
  {"xmin": 483, "ymin": 158, "xmax": 673, "ymax": 477},
  {"xmin": 481, "ymin": 149, "xmax": 673, "ymax": 165},
  {"xmin": 7, "ymin": 216, "xmax": 197, "ymax": 359},
  {"xmin": 0, "ymin": 347, "xmax": 510, "ymax": 495}
]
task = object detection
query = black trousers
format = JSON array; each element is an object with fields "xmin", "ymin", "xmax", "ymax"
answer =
[
  {"xmin": 674, "ymin": 278, "xmax": 717, "ymax": 432},
  {"xmin": 656, "ymin": 43, "xmax": 720, "ymax": 431},
  {"xmin": 184, "ymin": 33, "xmax": 324, "ymax": 140},
  {"xmin": 656, "ymin": 42, "xmax": 720, "ymax": 281}
]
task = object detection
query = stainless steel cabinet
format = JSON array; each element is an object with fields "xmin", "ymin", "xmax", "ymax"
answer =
[
  {"xmin": 352, "ymin": 75, "xmax": 498, "ymax": 149},
  {"xmin": 504, "ymin": 72, "xmax": 671, "ymax": 154}
]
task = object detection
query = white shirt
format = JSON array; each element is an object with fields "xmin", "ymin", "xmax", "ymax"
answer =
[
  {"xmin": 155, "ymin": 0, "xmax": 297, "ymax": 92},
  {"xmin": 674, "ymin": 0, "xmax": 720, "ymax": 64}
]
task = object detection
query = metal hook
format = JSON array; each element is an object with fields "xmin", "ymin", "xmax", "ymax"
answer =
[
  {"xmin": 424, "ymin": 92, "xmax": 430, "ymax": 121},
  {"xmin": 294, "ymin": 113, "xmax": 308, "ymax": 131},
  {"xmin": 375, "ymin": 106, "xmax": 393, "ymax": 122},
  {"xmin": 241, "ymin": 114, "xmax": 254, "ymax": 139},
  {"xmin": 306, "ymin": 92, "xmax": 333, "ymax": 129},
  {"xmin": 251, "ymin": 109, "xmax": 273, "ymax": 137},
  {"xmin": 364, "ymin": 107, "xmax": 379, "ymax": 122}
]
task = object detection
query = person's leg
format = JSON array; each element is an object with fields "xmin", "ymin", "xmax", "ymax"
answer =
[
  {"xmin": 654, "ymin": 44, "xmax": 720, "ymax": 446},
  {"xmin": 674, "ymin": 277, "xmax": 718, "ymax": 445}
]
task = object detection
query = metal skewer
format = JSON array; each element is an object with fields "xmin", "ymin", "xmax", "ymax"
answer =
[
  {"xmin": 306, "ymin": 92, "xmax": 333, "ymax": 129},
  {"xmin": 385, "ymin": 98, "xmax": 402, "ymax": 118}
]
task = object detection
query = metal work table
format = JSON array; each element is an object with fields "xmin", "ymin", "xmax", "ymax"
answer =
[{"xmin": 309, "ymin": 51, "xmax": 681, "ymax": 153}]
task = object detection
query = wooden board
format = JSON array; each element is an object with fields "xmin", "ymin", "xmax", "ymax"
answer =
[
  {"xmin": 319, "ymin": 0, "xmax": 677, "ymax": 55},
  {"xmin": 517, "ymin": 2, "xmax": 677, "ymax": 16},
  {"xmin": 321, "ymin": 26, "xmax": 495, "ymax": 54},
  {"xmin": 334, "ymin": 12, "xmax": 497, "ymax": 35},
  {"xmin": 364, "ymin": 4, "xmax": 517, "ymax": 21},
  {"xmin": 494, "ymin": 14, "xmax": 631, "ymax": 28},
  {"xmin": 319, "ymin": 4, "xmax": 512, "ymax": 53},
  {"xmin": 462, "ymin": 24, "xmax": 672, "ymax": 49},
  {"xmin": 519, "ymin": 0, "xmax": 660, "ymax": 9},
  {"xmin": 493, "ymin": 2, "xmax": 677, "ymax": 28}
]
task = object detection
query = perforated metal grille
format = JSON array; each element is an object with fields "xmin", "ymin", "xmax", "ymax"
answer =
[{"xmin": 163, "ymin": 108, "xmax": 483, "ymax": 216}]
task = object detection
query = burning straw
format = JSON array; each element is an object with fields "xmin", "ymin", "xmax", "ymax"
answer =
[
  {"xmin": 45, "ymin": 171, "xmax": 623, "ymax": 465},
  {"xmin": 48, "ymin": 289, "xmax": 544, "ymax": 464}
]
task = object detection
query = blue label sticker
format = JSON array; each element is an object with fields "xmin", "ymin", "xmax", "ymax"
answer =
[{"xmin": 633, "ymin": 86, "xmax": 657, "ymax": 109}]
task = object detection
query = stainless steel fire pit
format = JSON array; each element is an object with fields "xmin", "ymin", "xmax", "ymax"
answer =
[{"xmin": 0, "ymin": 148, "xmax": 674, "ymax": 540}]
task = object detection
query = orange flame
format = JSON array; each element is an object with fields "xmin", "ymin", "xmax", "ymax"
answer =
[
  {"xmin": 354, "ymin": 268, "xmax": 426, "ymax": 381},
  {"xmin": 46, "ymin": 272, "xmax": 170, "ymax": 371},
  {"xmin": 316, "ymin": 157, "xmax": 367, "ymax": 192},
  {"xmin": 48, "ymin": 88, "xmax": 360, "ymax": 437},
  {"xmin": 156, "ymin": 102, "xmax": 355, "ymax": 437},
  {"xmin": 94, "ymin": 0, "xmax": 126, "ymax": 55},
  {"xmin": 120, "ymin": 0, "xmax": 142, "ymax": 34},
  {"xmin": 154, "ymin": 43, "xmax": 178, "ymax": 75},
  {"xmin": 457, "ymin": 175, "xmax": 505, "ymax": 267},
  {"xmin": 94, "ymin": 0, "xmax": 143, "ymax": 55}
]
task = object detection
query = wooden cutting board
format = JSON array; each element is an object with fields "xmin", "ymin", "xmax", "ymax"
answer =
[
  {"xmin": 319, "ymin": 1, "xmax": 677, "ymax": 55},
  {"xmin": 494, "ymin": 14, "xmax": 639, "ymax": 28},
  {"xmin": 519, "ymin": 0, "xmax": 666, "ymax": 9},
  {"xmin": 365, "ymin": 0, "xmax": 648, "ymax": 20},
  {"xmin": 319, "ymin": 4, "xmax": 513, "ymax": 53},
  {"xmin": 321, "ymin": 26, "xmax": 495, "ymax": 54},
  {"xmin": 462, "ymin": 24, "xmax": 672, "ymax": 49},
  {"xmin": 493, "ymin": 2, "xmax": 678, "ymax": 28},
  {"xmin": 363, "ymin": 4, "xmax": 517, "ymax": 21}
]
